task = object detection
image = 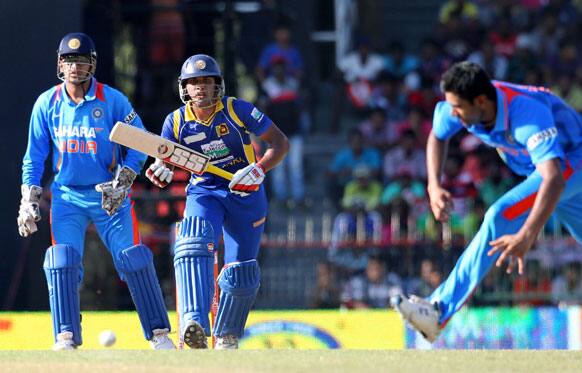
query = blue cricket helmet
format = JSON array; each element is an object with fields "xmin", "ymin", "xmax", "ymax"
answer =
[
  {"xmin": 57, "ymin": 32, "xmax": 97, "ymax": 83},
  {"xmin": 178, "ymin": 54, "xmax": 225, "ymax": 106}
]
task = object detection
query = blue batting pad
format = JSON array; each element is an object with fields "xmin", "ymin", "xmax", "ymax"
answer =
[
  {"xmin": 43, "ymin": 244, "xmax": 82, "ymax": 346},
  {"xmin": 117, "ymin": 244, "xmax": 171, "ymax": 340},
  {"xmin": 174, "ymin": 216, "xmax": 215, "ymax": 336},
  {"xmin": 213, "ymin": 259, "xmax": 260, "ymax": 337}
]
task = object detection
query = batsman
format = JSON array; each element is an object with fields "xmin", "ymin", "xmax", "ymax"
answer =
[
  {"xmin": 146, "ymin": 54, "xmax": 289, "ymax": 349},
  {"xmin": 19, "ymin": 32, "xmax": 175, "ymax": 350}
]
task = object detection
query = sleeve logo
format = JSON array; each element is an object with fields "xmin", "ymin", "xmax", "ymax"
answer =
[
  {"xmin": 251, "ymin": 107, "xmax": 264, "ymax": 121},
  {"xmin": 526, "ymin": 127, "xmax": 558, "ymax": 151},
  {"xmin": 123, "ymin": 110, "xmax": 137, "ymax": 124}
]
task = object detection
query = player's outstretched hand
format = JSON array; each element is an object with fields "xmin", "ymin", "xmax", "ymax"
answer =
[
  {"xmin": 487, "ymin": 232, "xmax": 536, "ymax": 275},
  {"xmin": 95, "ymin": 166, "xmax": 137, "ymax": 216},
  {"xmin": 146, "ymin": 159, "xmax": 174, "ymax": 188},
  {"xmin": 427, "ymin": 184, "xmax": 453, "ymax": 222},
  {"xmin": 228, "ymin": 163, "xmax": 266, "ymax": 197},
  {"xmin": 17, "ymin": 185, "xmax": 43, "ymax": 237}
]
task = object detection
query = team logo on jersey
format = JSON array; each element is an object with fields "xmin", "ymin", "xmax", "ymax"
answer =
[
  {"xmin": 184, "ymin": 132, "xmax": 207, "ymax": 144},
  {"xmin": 251, "ymin": 107, "xmax": 264, "ymax": 121},
  {"xmin": 207, "ymin": 242, "xmax": 214, "ymax": 253},
  {"xmin": 92, "ymin": 107, "xmax": 103, "ymax": 119},
  {"xmin": 201, "ymin": 139, "xmax": 230, "ymax": 160},
  {"xmin": 216, "ymin": 123, "xmax": 229, "ymax": 137},
  {"xmin": 196, "ymin": 59, "xmax": 206, "ymax": 70},
  {"xmin": 68, "ymin": 38, "xmax": 81, "ymax": 49}
]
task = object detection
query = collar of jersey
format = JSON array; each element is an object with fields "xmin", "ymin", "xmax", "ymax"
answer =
[
  {"xmin": 491, "ymin": 87, "xmax": 508, "ymax": 133},
  {"xmin": 185, "ymin": 100, "xmax": 224, "ymax": 126},
  {"xmin": 58, "ymin": 78, "xmax": 98, "ymax": 104}
]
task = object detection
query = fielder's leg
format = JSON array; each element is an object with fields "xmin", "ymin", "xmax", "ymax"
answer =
[
  {"xmin": 213, "ymin": 259, "xmax": 260, "ymax": 349},
  {"xmin": 116, "ymin": 244, "xmax": 174, "ymax": 349},
  {"xmin": 174, "ymin": 216, "xmax": 215, "ymax": 349},
  {"xmin": 43, "ymin": 244, "xmax": 82, "ymax": 349}
]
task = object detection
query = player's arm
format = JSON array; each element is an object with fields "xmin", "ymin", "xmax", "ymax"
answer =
[
  {"xmin": 426, "ymin": 131, "xmax": 453, "ymax": 221},
  {"xmin": 426, "ymin": 102, "xmax": 461, "ymax": 221},
  {"xmin": 488, "ymin": 158, "xmax": 564, "ymax": 274},
  {"xmin": 19, "ymin": 97, "xmax": 50, "ymax": 237},
  {"xmin": 256, "ymin": 124, "xmax": 289, "ymax": 172},
  {"xmin": 115, "ymin": 96, "xmax": 148, "ymax": 174}
]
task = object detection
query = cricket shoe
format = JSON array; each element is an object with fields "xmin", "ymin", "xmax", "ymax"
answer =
[
  {"xmin": 182, "ymin": 319, "xmax": 208, "ymax": 349},
  {"xmin": 52, "ymin": 331, "xmax": 77, "ymax": 351},
  {"xmin": 391, "ymin": 294, "xmax": 441, "ymax": 343},
  {"xmin": 150, "ymin": 328, "xmax": 176, "ymax": 350},
  {"xmin": 215, "ymin": 335, "xmax": 238, "ymax": 350}
]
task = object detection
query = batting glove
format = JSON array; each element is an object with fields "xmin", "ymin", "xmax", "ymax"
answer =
[
  {"xmin": 17, "ymin": 185, "xmax": 43, "ymax": 237},
  {"xmin": 146, "ymin": 159, "xmax": 174, "ymax": 188},
  {"xmin": 95, "ymin": 166, "xmax": 137, "ymax": 216},
  {"xmin": 228, "ymin": 162, "xmax": 266, "ymax": 197}
]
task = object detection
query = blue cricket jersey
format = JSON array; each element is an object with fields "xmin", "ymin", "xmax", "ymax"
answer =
[
  {"xmin": 432, "ymin": 81, "xmax": 582, "ymax": 176},
  {"xmin": 22, "ymin": 78, "xmax": 147, "ymax": 187},
  {"xmin": 161, "ymin": 96, "xmax": 273, "ymax": 190}
]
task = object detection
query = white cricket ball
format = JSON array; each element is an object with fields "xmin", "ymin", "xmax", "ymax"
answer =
[{"xmin": 99, "ymin": 330, "xmax": 116, "ymax": 347}]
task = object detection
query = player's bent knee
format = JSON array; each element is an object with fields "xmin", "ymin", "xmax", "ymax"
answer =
[
  {"xmin": 174, "ymin": 216, "xmax": 215, "ymax": 335},
  {"xmin": 43, "ymin": 244, "xmax": 82, "ymax": 345},
  {"xmin": 214, "ymin": 259, "xmax": 260, "ymax": 337},
  {"xmin": 116, "ymin": 244, "xmax": 170, "ymax": 340}
]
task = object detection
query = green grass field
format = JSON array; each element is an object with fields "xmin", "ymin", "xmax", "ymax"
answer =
[{"xmin": 1, "ymin": 350, "xmax": 582, "ymax": 373}]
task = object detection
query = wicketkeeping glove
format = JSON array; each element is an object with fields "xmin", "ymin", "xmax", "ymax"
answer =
[
  {"xmin": 228, "ymin": 162, "xmax": 266, "ymax": 197},
  {"xmin": 95, "ymin": 166, "xmax": 137, "ymax": 216},
  {"xmin": 17, "ymin": 185, "xmax": 43, "ymax": 237},
  {"xmin": 146, "ymin": 158, "xmax": 174, "ymax": 188}
]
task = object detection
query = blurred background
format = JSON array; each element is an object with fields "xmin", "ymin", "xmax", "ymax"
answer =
[{"xmin": 1, "ymin": 0, "xmax": 581, "ymax": 348}]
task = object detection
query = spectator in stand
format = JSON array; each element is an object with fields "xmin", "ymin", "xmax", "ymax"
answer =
[
  {"xmin": 552, "ymin": 261, "xmax": 582, "ymax": 306},
  {"xmin": 341, "ymin": 165, "xmax": 383, "ymax": 212},
  {"xmin": 441, "ymin": 154, "xmax": 479, "ymax": 235},
  {"xmin": 394, "ymin": 106, "xmax": 433, "ymax": 147},
  {"xmin": 488, "ymin": 16, "xmax": 518, "ymax": 59},
  {"xmin": 406, "ymin": 259, "xmax": 441, "ymax": 298},
  {"xmin": 341, "ymin": 256, "xmax": 403, "ymax": 309},
  {"xmin": 383, "ymin": 129, "xmax": 427, "ymax": 181},
  {"xmin": 326, "ymin": 128, "xmax": 382, "ymax": 206},
  {"xmin": 438, "ymin": 0, "xmax": 479, "ymax": 25},
  {"xmin": 513, "ymin": 258, "xmax": 552, "ymax": 306},
  {"xmin": 260, "ymin": 55, "xmax": 305, "ymax": 206},
  {"xmin": 357, "ymin": 107, "xmax": 398, "ymax": 152},
  {"xmin": 407, "ymin": 75, "xmax": 442, "ymax": 119},
  {"xmin": 256, "ymin": 23, "xmax": 304, "ymax": 83},
  {"xmin": 467, "ymin": 39, "xmax": 509, "ymax": 80},
  {"xmin": 338, "ymin": 36, "xmax": 386, "ymax": 110},
  {"xmin": 417, "ymin": 38, "xmax": 452, "ymax": 84},
  {"xmin": 369, "ymin": 71, "xmax": 408, "ymax": 121},
  {"xmin": 383, "ymin": 41, "xmax": 419, "ymax": 81},
  {"xmin": 545, "ymin": 39, "xmax": 581, "ymax": 85},
  {"xmin": 328, "ymin": 192, "xmax": 382, "ymax": 279},
  {"xmin": 308, "ymin": 261, "xmax": 341, "ymax": 309}
]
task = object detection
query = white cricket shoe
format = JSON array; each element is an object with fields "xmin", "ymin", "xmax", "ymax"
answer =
[
  {"xmin": 215, "ymin": 335, "xmax": 238, "ymax": 350},
  {"xmin": 52, "ymin": 331, "xmax": 77, "ymax": 351},
  {"xmin": 150, "ymin": 328, "xmax": 176, "ymax": 350},
  {"xmin": 182, "ymin": 319, "xmax": 208, "ymax": 349},
  {"xmin": 391, "ymin": 294, "xmax": 441, "ymax": 343}
]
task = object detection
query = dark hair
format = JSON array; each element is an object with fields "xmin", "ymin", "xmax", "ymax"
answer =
[{"xmin": 440, "ymin": 61, "xmax": 497, "ymax": 102}]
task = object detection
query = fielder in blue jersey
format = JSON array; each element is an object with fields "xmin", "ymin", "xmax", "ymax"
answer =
[
  {"xmin": 146, "ymin": 54, "xmax": 289, "ymax": 349},
  {"xmin": 392, "ymin": 61, "xmax": 582, "ymax": 343},
  {"xmin": 18, "ymin": 32, "xmax": 175, "ymax": 350}
]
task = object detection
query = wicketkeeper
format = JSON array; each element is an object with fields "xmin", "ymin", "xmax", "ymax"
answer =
[{"xmin": 19, "ymin": 32, "xmax": 175, "ymax": 350}]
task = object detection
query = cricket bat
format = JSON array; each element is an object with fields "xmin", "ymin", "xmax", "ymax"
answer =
[{"xmin": 110, "ymin": 122, "xmax": 233, "ymax": 180}]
